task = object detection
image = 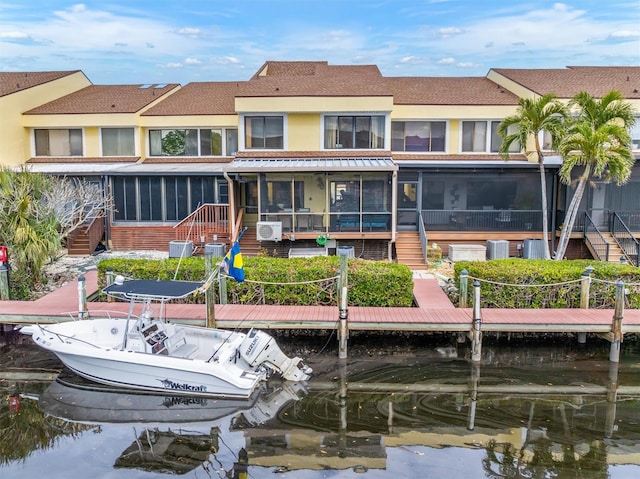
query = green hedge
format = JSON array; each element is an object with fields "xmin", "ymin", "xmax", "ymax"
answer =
[
  {"xmin": 96, "ymin": 256, "xmax": 414, "ymax": 307},
  {"xmin": 454, "ymin": 259, "xmax": 640, "ymax": 309}
]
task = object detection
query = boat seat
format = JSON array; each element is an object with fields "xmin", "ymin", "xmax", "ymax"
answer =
[{"xmin": 164, "ymin": 329, "xmax": 198, "ymax": 359}]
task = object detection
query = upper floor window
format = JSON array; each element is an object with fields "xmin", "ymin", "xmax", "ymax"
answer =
[
  {"xmin": 462, "ymin": 120, "xmax": 518, "ymax": 153},
  {"xmin": 149, "ymin": 128, "xmax": 238, "ymax": 156},
  {"xmin": 392, "ymin": 121, "xmax": 445, "ymax": 152},
  {"xmin": 324, "ymin": 115, "xmax": 385, "ymax": 149},
  {"xmin": 102, "ymin": 128, "xmax": 135, "ymax": 156},
  {"xmin": 245, "ymin": 116, "xmax": 283, "ymax": 149},
  {"xmin": 34, "ymin": 129, "xmax": 82, "ymax": 156}
]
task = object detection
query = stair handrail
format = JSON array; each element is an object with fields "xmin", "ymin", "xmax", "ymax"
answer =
[
  {"xmin": 611, "ymin": 212, "xmax": 639, "ymax": 266},
  {"xmin": 583, "ymin": 213, "xmax": 609, "ymax": 261},
  {"xmin": 418, "ymin": 210, "xmax": 428, "ymax": 266}
]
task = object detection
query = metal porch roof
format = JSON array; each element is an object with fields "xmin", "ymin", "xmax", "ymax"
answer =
[{"xmin": 224, "ymin": 157, "xmax": 397, "ymax": 173}]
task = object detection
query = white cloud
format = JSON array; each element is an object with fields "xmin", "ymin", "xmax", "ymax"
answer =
[
  {"xmin": 184, "ymin": 57, "xmax": 201, "ymax": 65},
  {"xmin": 0, "ymin": 31, "xmax": 30, "ymax": 40},
  {"xmin": 437, "ymin": 57, "xmax": 456, "ymax": 65}
]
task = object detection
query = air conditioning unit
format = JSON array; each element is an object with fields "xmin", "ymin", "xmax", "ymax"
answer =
[
  {"xmin": 487, "ymin": 240, "xmax": 509, "ymax": 260},
  {"xmin": 256, "ymin": 221, "xmax": 282, "ymax": 242}
]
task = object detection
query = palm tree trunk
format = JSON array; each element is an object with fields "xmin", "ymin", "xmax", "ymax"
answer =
[
  {"xmin": 555, "ymin": 177, "xmax": 588, "ymax": 260},
  {"xmin": 537, "ymin": 159, "xmax": 551, "ymax": 259}
]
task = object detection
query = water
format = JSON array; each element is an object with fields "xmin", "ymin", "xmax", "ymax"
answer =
[{"xmin": 1, "ymin": 335, "xmax": 639, "ymax": 478}]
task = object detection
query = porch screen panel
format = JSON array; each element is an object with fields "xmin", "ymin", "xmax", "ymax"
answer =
[{"xmin": 139, "ymin": 177, "xmax": 163, "ymax": 221}]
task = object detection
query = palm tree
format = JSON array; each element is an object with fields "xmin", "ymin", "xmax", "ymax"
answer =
[
  {"xmin": 554, "ymin": 90, "xmax": 636, "ymax": 260},
  {"xmin": 498, "ymin": 94, "xmax": 567, "ymax": 259}
]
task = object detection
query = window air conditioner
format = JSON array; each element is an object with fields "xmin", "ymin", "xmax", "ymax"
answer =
[{"xmin": 256, "ymin": 221, "xmax": 282, "ymax": 242}]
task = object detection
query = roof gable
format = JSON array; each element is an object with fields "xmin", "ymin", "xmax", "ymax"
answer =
[{"xmin": 0, "ymin": 71, "xmax": 83, "ymax": 98}]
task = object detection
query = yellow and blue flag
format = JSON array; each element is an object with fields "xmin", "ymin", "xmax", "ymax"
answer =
[{"xmin": 224, "ymin": 229, "xmax": 246, "ymax": 282}]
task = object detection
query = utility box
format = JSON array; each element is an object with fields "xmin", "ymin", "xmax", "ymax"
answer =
[
  {"xmin": 169, "ymin": 240, "xmax": 193, "ymax": 258},
  {"xmin": 337, "ymin": 246, "xmax": 355, "ymax": 258},
  {"xmin": 523, "ymin": 239, "xmax": 546, "ymax": 259},
  {"xmin": 204, "ymin": 243, "xmax": 226, "ymax": 257},
  {"xmin": 487, "ymin": 240, "xmax": 509, "ymax": 260}
]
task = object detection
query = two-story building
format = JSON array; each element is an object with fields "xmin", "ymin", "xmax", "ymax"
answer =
[{"xmin": 1, "ymin": 62, "xmax": 638, "ymax": 265}]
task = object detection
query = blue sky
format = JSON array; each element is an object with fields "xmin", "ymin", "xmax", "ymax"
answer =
[{"xmin": 1, "ymin": 1, "xmax": 639, "ymax": 85}]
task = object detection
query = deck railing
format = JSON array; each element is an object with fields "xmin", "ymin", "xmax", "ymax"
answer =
[
  {"xmin": 612, "ymin": 212, "xmax": 639, "ymax": 266},
  {"xmin": 584, "ymin": 213, "xmax": 610, "ymax": 261},
  {"xmin": 418, "ymin": 211, "xmax": 428, "ymax": 265},
  {"xmin": 421, "ymin": 209, "xmax": 542, "ymax": 231},
  {"xmin": 174, "ymin": 204, "xmax": 230, "ymax": 245}
]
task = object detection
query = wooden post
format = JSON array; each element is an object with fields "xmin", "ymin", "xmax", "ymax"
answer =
[
  {"xmin": 0, "ymin": 265, "xmax": 9, "ymax": 300},
  {"xmin": 77, "ymin": 275, "xmax": 87, "ymax": 320},
  {"xmin": 205, "ymin": 250, "xmax": 216, "ymax": 328},
  {"xmin": 338, "ymin": 254, "xmax": 349, "ymax": 359},
  {"xmin": 105, "ymin": 268, "xmax": 114, "ymax": 302},
  {"xmin": 218, "ymin": 263, "xmax": 228, "ymax": 305},
  {"xmin": 459, "ymin": 269, "xmax": 469, "ymax": 308},
  {"xmin": 578, "ymin": 266, "xmax": 593, "ymax": 344},
  {"xmin": 610, "ymin": 280, "xmax": 625, "ymax": 363},
  {"xmin": 471, "ymin": 280, "xmax": 482, "ymax": 362}
]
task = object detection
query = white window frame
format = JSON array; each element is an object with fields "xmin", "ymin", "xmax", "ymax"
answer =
[
  {"xmin": 391, "ymin": 119, "xmax": 448, "ymax": 153},
  {"xmin": 146, "ymin": 127, "xmax": 238, "ymax": 157},
  {"xmin": 99, "ymin": 127, "xmax": 137, "ymax": 157},
  {"xmin": 320, "ymin": 112, "xmax": 390, "ymax": 151},
  {"xmin": 239, "ymin": 114, "xmax": 287, "ymax": 151},
  {"xmin": 32, "ymin": 128, "xmax": 85, "ymax": 157}
]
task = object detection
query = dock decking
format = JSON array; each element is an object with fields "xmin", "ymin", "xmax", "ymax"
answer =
[{"xmin": 1, "ymin": 270, "xmax": 639, "ymax": 335}]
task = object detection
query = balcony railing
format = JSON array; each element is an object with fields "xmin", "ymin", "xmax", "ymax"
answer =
[
  {"xmin": 421, "ymin": 209, "xmax": 542, "ymax": 231},
  {"xmin": 174, "ymin": 203, "xmax": 230, "ymax": 245}
]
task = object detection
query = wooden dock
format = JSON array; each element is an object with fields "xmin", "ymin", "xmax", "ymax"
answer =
[{"xmin": 1, "ymin": 269, "xmax": 640, "ymax": 336}]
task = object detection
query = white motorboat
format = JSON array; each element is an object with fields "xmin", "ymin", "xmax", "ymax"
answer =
[{"xmin": 24, "ymin": 277, "xmax": 311, "ymax": 399}]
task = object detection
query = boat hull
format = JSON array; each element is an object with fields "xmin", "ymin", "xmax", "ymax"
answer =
[{"xmin": 31, "ymin": 320, "xmax": 265, "ymax": 399}]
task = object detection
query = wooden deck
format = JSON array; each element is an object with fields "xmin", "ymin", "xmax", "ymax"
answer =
[{"xmin": 1, "ymin": 270, "xmax": 640, "ymax": 335}]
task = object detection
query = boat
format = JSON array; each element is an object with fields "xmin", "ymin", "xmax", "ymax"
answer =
[{"xmin": 23, "ymin": 276, "xmax": 312, "ymax": 399}]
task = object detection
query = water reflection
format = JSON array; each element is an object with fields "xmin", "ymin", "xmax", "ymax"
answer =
[{"xmin": 1, "ymin": 345, "xmax": 639, "ymax": 478}]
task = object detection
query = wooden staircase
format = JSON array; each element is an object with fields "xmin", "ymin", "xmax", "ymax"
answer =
[
  {"xmin": 67, "ymin": 215, "xmax": 105, "ymax": 256},
  {"xmin": 238, "ymin": 227, "xmax": 262, "ymax": 257},
  {"xmin": 602, "ymin": 232, "xmax": 626, "ymax": 263},
  {"xmin": 395, "ymin": 231, "xmax": 427, "ymax": 269}
]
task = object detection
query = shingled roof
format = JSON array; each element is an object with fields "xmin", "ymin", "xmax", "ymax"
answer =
[
  {"xmin": 491, "ymin": 66, "xmax": 640, "ymax": 99},
  {"xmin": 0, "ymin": 71, "xmax": 84, "ymax": 98},
  {"xmin": 143, "ymin": 81, "xmax": 241, "ymax": 116},
  {"xmin": 238, "ymin": 60, "xmax": 391, "ymax": 97},
  {"xmin": 386, "ymin": 77, "xmax": 519, "ymax": 105},
  {"xmin": 24, "ymin": 83, "xmax": 180, "ymax": 114}
]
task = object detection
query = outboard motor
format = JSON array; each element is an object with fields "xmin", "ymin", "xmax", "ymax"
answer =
[{"xmin": 239, "ymin": 329, "xmax": 312, "ymax": 381}]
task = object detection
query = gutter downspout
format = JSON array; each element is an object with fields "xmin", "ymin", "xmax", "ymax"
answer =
[
  {"xmin": 223, "ymin": 170, "xmax": 237, "ymax": 242},
  {"xmin": 389, "ymin": 169, "xmax": 398, "ymax": 261}
]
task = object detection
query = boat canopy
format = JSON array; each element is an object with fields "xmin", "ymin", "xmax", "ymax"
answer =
[{"xmin": 103, "ymin": 279, "xmax": 204, "ymax": 301}]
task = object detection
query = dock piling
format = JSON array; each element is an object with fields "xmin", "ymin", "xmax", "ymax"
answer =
[
  {"xmin": 77, "ymin": 275, "xmax": 87, "ymax": 320},
  {"xmin": 338, "ymin": 255, "xmax": 349, "ymax": 359},
  {"xmin": 471, "ymin": 280, "xmax": 482, "ymax": 362},
  {"xmin": 459, "ymin": 269, "xmax": 469, "ymax": 308},
  {"xmin": 609, "ymin": 280, "xmax": 625, "ymax": 363}
]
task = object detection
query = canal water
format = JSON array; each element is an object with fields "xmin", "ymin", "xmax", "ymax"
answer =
[{"xmin": 1, "ymin": 333, "xmax": 639, "ymax": 478}]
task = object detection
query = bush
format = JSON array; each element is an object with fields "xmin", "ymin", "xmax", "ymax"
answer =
[
  {"xmin": 453, "ymin": 259, "xmax": 640, "ymax": 309},
  {"xmin": 97, "ymin": 256, "xmax": 415, "ymax": 307}
]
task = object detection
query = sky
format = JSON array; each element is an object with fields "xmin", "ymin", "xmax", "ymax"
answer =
[{"xmin": 1, "ymin": 0, "xmax": 639, "ymax": 85}]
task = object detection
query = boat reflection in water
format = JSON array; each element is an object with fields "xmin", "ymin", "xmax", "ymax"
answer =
[
  {"xmin": 31, "ymin": 354, "xmax": 640, "ymax": 477},
  {"xmin": 38, "ymin": 372, "xmax": 307, "ymax": 475}
]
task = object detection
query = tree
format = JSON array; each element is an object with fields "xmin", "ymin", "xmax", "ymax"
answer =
[
  {"xmin": 554, "ymin": 90, "xmax": 636, "ymax": 260},
  {"xmin": 0, "ymin": 167, "xmax": 113, "ymax": 293},
  {"xmin": 498, "ymin": 94, "xmax": 567, "ymax": 259}
]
